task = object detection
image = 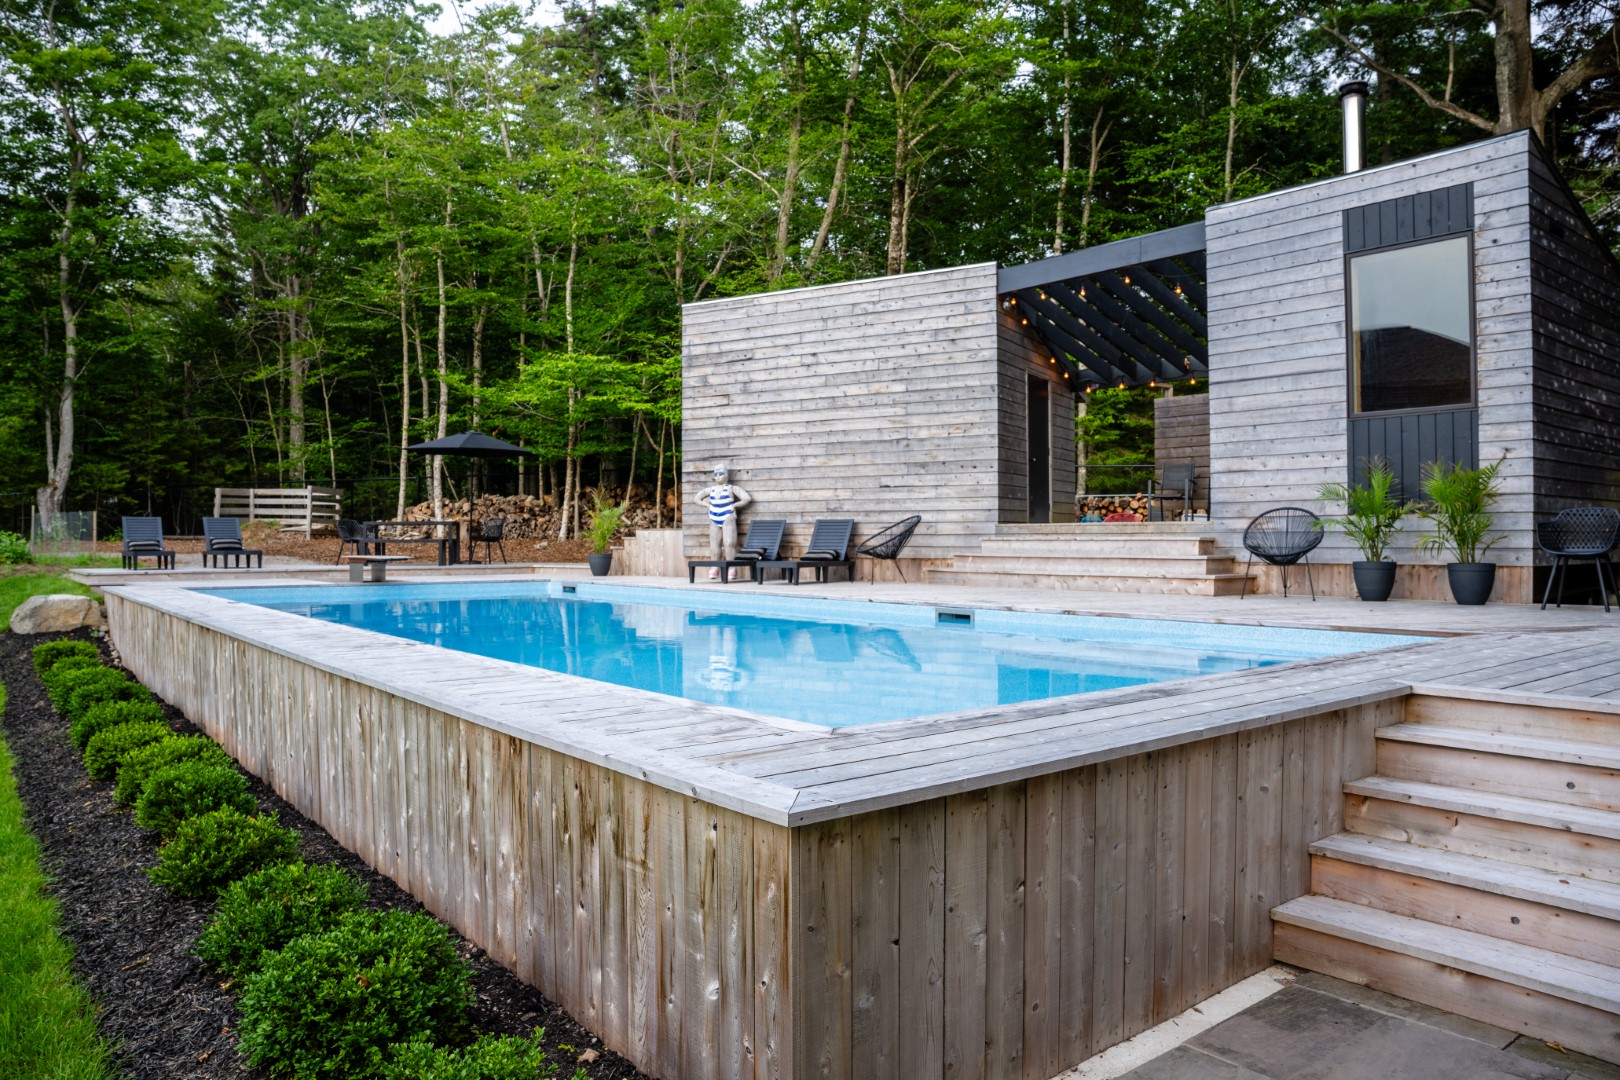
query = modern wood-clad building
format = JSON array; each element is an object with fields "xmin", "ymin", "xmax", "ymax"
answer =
[{"xmin": 681, "ymin": 130, "xmax": 1620, "ymax": 599}]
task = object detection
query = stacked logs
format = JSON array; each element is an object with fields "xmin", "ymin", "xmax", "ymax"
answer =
[
  {"xmin": 1076, "ymin": 494, "xmax": 1159, "ymax": 520},
  {"xmin": 400, "ymin": 487, "xmax": 681, "ymax": 540}
]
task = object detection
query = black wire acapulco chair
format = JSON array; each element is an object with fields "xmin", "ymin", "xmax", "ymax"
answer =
[
  {"xmin": 855, "ymin": 515, "xmax": 922, "ymax": 582},
  {"xmin": 1241, "ymin": 507, "xmax": 1324, "ymax": 600},
  {"xmin": 1536, "ymin": 506, "xmax": 1620, "ymax": 612}
]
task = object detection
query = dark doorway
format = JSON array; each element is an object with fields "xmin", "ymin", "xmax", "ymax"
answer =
[{"xmin": 1028, "ymin": 375, "xmax": 1051, "ymax": 523}]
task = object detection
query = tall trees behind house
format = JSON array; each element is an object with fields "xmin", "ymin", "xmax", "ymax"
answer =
[{"xmin": 0, "ymin": 0, "xmax": 1616, "ymax": 530}]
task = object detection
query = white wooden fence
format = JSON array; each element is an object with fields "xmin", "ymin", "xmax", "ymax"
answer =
[{"xmin": 213, "ymin": 487, "xmax": 342, "ymax": 539}]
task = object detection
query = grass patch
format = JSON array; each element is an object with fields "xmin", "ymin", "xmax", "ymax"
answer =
[
  {"xmin": 0, "ymin": 683, "xmax": 121, "ymax": 1078},
  {"xmin": 0, "ymin": 572, "xmax": 97, "ymax": 632}
]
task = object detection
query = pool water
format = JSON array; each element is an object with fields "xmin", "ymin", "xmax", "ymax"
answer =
[{"xmin": 199, "ymin": 582, "xmax": 1431, "ymax": 727}]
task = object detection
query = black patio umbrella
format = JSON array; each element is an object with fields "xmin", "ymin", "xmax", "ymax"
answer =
[{"xmin": 405, "ymin": 431, "xmax": 535, "ymax": 458}]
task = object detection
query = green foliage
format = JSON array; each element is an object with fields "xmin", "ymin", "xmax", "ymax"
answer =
[
  {"xmin": 147, "ymin": 807, "xmax": 301, "ymax": 898},
  {"xmin": 1317, "ymin": 459, "xmax": 1415, "ymax": 563},
  {"xmin": 382, "ymin": 1032, "xmax": 582, "ymax": 1080},
  {"xmin": 0, "ymin": 532, "xmax": 32, "ymax": 565},
  {"xmin": 134, "ymin": 761, "xmax": 257, "ymax": 837},
  {"xmin": 39, "ymin": 656, "xmax": 104, "ymax": 708},
  {"xmin": 585, "ymin": 490, "xmax": 626, "ymax": 554},
  {"xmin": 1077, "ymin": 387, "xmax": 1163, "ymax": 495},
  {"xmin": 82, "ymin": 720, "xmax": 173, "ymax": 781},
  {"xmin": 64, "ymin": 669, "xmax": 151, "ymax": 725},
  {"xmin": 198, "ymin": 861, "xmax": 369, "ymax": 980},
  {"xmin": 237, "ymin": 909, "xmax": 473, "ymax": 1078},
  {"xmin": 32, "ymin": 639, "xmax": 99, "ymax": 678},
  {"xmin": 70, "ymin": 697, "xmax": 167, "ymax": 752},
  {"xmin": 113, "ymin": 735, "xmax": 236, "ymax": 806},
  {"xmin": 1416, "ymin": 457, "xmax": 1505, "ymax": 565}
]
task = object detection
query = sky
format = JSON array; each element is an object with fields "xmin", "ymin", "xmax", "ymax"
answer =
[{"xmin": 425, "ymin": 0, "xmax": 564, "ymax": 36}]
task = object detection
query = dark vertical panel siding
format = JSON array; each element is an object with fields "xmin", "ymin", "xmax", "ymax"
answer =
[
  {"xmin": 1349, "ymin": 409, "xmax": 1478, "ymax": 499},
  {"xmin": 1343, "ymin": 183, "xmax": 1474, "ymax": 254}
]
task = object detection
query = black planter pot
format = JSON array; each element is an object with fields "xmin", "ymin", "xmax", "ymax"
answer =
[
  {"xmin": 588, "ymin": 552, "xmax": 613, "ymax": 577},
  {"xmin": 1351, "ymin": 560, "xmax": 1397, "ymax": 602},
  {"xmin": 1447, "ymin": 562, "xmax": 1496, "ymax": 606}
]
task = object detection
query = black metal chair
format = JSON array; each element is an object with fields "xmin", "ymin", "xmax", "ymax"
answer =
[
  {"xmin": 120, "ymin": 516, "xmax": 175, "ymax": 570},
  {"xmin": 469, "ymin": 517, "xmax": 507, "ymax": 564},
  {"xmin": 855, "ymin": 515, "xmax": 922, "ymax": 582},
  {"xmin": 688, "ymin": 519, "xmax": 786, "ymax": 583},
  {"xmin": 1241, "ymin": 507, "xmax": 1324, "ymax": 600},
  {"xmin": 334, "ymin": 518, "xmax": 374, "ymax": 564},
  {"xmin": 202, "ymin": 516, "xmax": 263, "ymax": 569},
  {"xmin": 1147, "ymin": 462, "xmax": 1198, "ymax": 521},
  {"xmin": 1536, "ymin": 506, "xmax": 1620, "ymax": 612}
]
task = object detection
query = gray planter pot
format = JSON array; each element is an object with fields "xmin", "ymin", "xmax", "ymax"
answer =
[
  {"xmin": 1351, "ymin": 560, "xmax": 1397, "ymax": 602},
  {"xmin": 1447, "ymin": 562, "xmax": 1496, "ymax": 606},
  {"xmin": 588, "ymin": 552, "xmax": 613, "ymax": 577}
]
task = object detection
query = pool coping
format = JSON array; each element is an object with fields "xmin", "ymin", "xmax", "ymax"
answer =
[{"xmin": 102, "ymin": 580, "xmax": 1620, "ymax": 826}]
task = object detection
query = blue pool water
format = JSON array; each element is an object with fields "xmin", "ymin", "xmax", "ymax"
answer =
[{"xmin": 198, "ymin": 582, "xmax": 1432, "ymax": 727}]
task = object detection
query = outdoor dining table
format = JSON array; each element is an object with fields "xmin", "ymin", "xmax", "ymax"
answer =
[{"xmin": 362, "ymin": 520, "xmax": 461, "ymax": 566}]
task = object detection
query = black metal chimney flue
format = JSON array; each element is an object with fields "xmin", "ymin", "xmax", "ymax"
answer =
[{"xmin": 1339, "ymin": 81, "xmax": 1368, "ymax": 173}]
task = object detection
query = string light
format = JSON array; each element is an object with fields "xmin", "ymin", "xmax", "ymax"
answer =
[
  {"xmin": 1189, "ymin": 377, "xmax": 1198, "ymax": 385},
  {"xmin": 1123, "ymin": 274, "xmax": 1131, "ymax": 285},
  {"xmin": 1048, "ymin": 356, "xmax": 1056, "ymax": 364},
  {"xmin": 1174, "ymin": 283, "xmax": 1183, "ymax": 297},
  {"xmin": 1021, "ymin": 317, "xmax": 1028, "ymax": 325}
]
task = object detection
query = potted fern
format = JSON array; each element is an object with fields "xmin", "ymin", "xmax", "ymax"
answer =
[
  {"xmin": 1415, "ymin": 457, "xmax": 1504, "ymax": 605},
  {"xmin": 1317, "ymin": 460, "xmax": 1413, "ymax": 602},
  {"xmin": 586, "ymin": 491, "xmax": 626, "ymax": 577}
]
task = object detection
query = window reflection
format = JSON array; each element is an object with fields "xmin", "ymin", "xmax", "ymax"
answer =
[{"xmin": 1350, "ymin": 236, "xmax": 1472, "ymax": 413}]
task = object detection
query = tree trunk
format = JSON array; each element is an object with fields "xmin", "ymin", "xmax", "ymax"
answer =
[
  {"xmin": 1079, "ymin": 105, "xmax": 1109, "ymax": 248},
  {"xmin": 431, "ymin": 247, "xmax": 448, "ymax": 521},
  {"xmin": 396, "ymin": 252, "xmax": 411, "ymax": 518},
  {"xmin": 1052, "ymin": 7, "xmax": 1073, "ymax": 255},
  {"xmin": 286, "ymin": 274, "xmax": 307, "ymax": 482},
  {"xmin": 1223, "ymin": 47, "xmax": 1243, "ymax": 202},
  {"xmin": 38, "ymin": 201, "xmax": 79, "ymax": 521},
  {"xmin": 886, "ymin": 120, "xmax": 909, "ymax": 275},
  {"xmin": 1493, "ymin": 0, "xmax": 1534, "ymax": 135},
  {"xmin": 768, "ymin": 8, "xmax": 807, "ymax": 283},
  {"xmin": 808, "ymin": 16, "xmax": 869, "ymax": 272}
]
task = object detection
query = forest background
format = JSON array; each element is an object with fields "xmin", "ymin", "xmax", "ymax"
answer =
[{"xmin": 2, "ymin": 0, "xmax": 1617, "ymax": 538}]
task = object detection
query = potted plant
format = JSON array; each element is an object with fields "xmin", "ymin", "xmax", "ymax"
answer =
[
  {"xmin": 1414, "ymin": 457, "xmax": 1504, "ymax": 605},
  {"xmin": 585, "ymin": 491, "xmax": 626, "ymax": 577},
  {"xmin": 1317, "ymin": 460, "xmax": 1413, "ymax": 602}
]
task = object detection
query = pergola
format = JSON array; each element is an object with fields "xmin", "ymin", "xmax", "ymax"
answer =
[{"xmin": 999, "ymin": 221, "xmax": 1209, "ymax": 390}]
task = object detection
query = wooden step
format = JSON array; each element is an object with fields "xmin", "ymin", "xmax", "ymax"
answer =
[
  {"xmin": 1407, "ymin": 693, "xmax": 1620, "ymax": 748},
  {"xmin": 1309, "ymin": 833, "xmax": 1620, "ymax": 966},
  {"xmin": 941, "ymin": 553, "xmax": 1240, "ymax": 576},
  {"xmin": 1377, "ymin": 723, "xmax": 1620, "ymax": 812},
  {"xmin": 1343, "ymin": 776, "xmax": 1620, "ymax": 882},
  {"xmin": 974, "ymin": 537, "xmax": 1222, "ymax": 559},
  {"xmin": 922, "ymin": 566, "xmax": 1253, "ymax": 596},
  {"xmin": 1273, "ymin": 895, "xmax": 1620, "ymax": 1062}
]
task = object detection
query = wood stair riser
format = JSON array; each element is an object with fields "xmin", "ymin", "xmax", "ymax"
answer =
[
  {"xmin": 1273, "ymin": 922, "xmax": 1620, "ymax": 1063},
  {"xmin": 1376, "ymin": 740, "xmax": 1620, "ymax": 813},
  {"xmin": 1309, "ymin": 853, "xmax": 1620, "ymax": 967},
  {"xmin": 946, "ymin": 554, "xmax": 1238, "ymax": 576},
  {"xmin": 974, "ymin": 539, "xmax": 1219, "ymax": 559},
  {"xmin": 921, "ymin": 569, "xmax": 1249, "ymax": 596},
  {"xmin": 1344, "ymin": 793, "xmax": 1620, "ymax": 883},
  {"xmin": 1407, "ymin": 696, "xmax": 1620, "ymax": 748}
]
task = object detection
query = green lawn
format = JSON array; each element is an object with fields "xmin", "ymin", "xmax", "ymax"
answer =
[
  {"xmin": 0, "ymin": 569, "xmax": 99, "ymax": 631},
  {"xmin": 0, "ymin": 682, "xmax": 121, "ymax": 1078}
]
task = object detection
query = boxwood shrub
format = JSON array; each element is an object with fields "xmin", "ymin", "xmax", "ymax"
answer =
[
  {"xmin": 62, "ymin": 668, "xmax": 151, "ymax": 724},
  {"xmin": 382, "ymin": 1033, "xmax": 572, "ymax": 1080},
  {"xmin": 113, "ymin": 735, "xmax": 236, "ymax": 806},
  {"xmin": 238, "ymin": 909, "xmax": 472, "ymax": 1078},
  {"xmin": 70, "ymin": 698, "xmax": 167, "ymax": 752},
  {"xmin": 32, "ymin": 639, "xmax": 99, "ymax": 677},
  {"xmin": 41, "ymin": 656, "xmax": 105, "ymax": 707},
  {"xmin": 82, "ymin": 721, "xmax": 173, "ymax": 780},
  {"xmin": 135, "ymin": 761, "xmax": 257, "ymax": 837},
  {"xmin": 197, "ymin": 861, "xmax": 368, "ymax": 979},
  {"xmin": 147, "ymin": 807, "xmax": 301, "ymax": 898}
]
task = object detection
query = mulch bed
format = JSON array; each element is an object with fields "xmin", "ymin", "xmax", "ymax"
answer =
[{"xmin": 0, "ymin": 628, "xmax": 653, "ymax": 1080}]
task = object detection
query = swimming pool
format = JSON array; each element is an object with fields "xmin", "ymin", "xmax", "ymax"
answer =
[{"xmin": 198, "ymin": 581, "xmax": 1431, "ymax": 726}]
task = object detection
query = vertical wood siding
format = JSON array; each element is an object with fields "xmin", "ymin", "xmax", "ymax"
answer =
[
  {"xmin": 997, "ymin": 310, "xmax": 1079, "ymax": 523},
  {"xmin": 1153, "ymin": 395, "xmax": 1210, "ymax": 510}
]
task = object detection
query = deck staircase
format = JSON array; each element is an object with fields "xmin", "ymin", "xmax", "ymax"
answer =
[
  {"xmin": 923, "ymin": 523, "xmax": 1252, "ymax": 595},
  {"xmin": 1272, "ymin": 693, "xmax": 1620, "ymax": 1063}
]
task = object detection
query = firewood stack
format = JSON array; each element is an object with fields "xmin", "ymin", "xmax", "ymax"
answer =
[{"xmin": 400, "ymin": 487, "xmax": 681, "ymax": 540}]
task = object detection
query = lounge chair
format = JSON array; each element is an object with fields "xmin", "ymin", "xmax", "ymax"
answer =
[
  {"xmin": 855, "ymin": 515, "xmax": 922, "ymax": 582},
  {"xmin": 1536, "ymin": 506, "xmax": 1620, "ymax": 612},
  {"xmin": 1241, "ymin": 507, "xmax": 1323, "ymax": 599},
  {"xmin": 688, "ymin": 519, "xmax": 786, "ymax": 583},
  {"xmin": 202, "ymin": 517, "xmax": 264, "ymax": 569},
  {"xmin": 755, "ymin": 519, "xmax": 855, "ymax": 584},
  {"xmin": 469, "ymin": 517, "xmax": 507, "ymax": 564},
  {"xmin": 120, "ymin": 516, "xmax": 175, "ymax": 570},
  {"xmin": 1147, "ymin": 462, "xmax": 1198, "ymax": 521}
]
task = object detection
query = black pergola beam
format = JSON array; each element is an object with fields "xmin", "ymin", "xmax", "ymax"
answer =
[
  {"xmin": 1146, "ymin": 257, "xmax": 1208, "ymax": 311},
  {"xmin": 1092, "ymin": 270, "xmax": 1207, "ymax": 362},
  {"xmin": 1012, "ymin": 291, "xmax": 1127, "ymax": 384},
  {"xmin": 1128, "ymin": 264, "xmax": 1209, "ymax": 342},
  {"xmin": 998, "ymin": 221, "xmax": 1206, "ymax": 293},
  {"xmin": 1016, "ymin": 290, "xmax": 1154, "ymax": 385},
  {"xmin": 1050, "ymin": 280, "xmax": 1185, "ymax": 380}
]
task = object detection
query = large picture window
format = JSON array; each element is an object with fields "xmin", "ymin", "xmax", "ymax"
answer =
[{"xmin": 1349, "ymin": 235, "xmax": 1473, "ymax": 414}]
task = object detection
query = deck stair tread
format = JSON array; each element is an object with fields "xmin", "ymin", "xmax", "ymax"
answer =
[
  {"xmin": 1309, "ymin": 832, "xmax": 1620, "ymax": 920},
  {"xmin": 1272, "ymin": 895, "xmax": 1620, "ymax": 1014},
  {"xmin": 1377, "ymin": 723, "xmax": 1620, "ymax": 770},
  {"xmin": 1344, "ymin": 776, "xmax": 1620, "ymax": 841}
]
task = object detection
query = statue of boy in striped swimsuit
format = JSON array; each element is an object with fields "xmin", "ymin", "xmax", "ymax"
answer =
[{"xmin": 694, "ymin": 463, "xmax": 753, "ymax": 580}]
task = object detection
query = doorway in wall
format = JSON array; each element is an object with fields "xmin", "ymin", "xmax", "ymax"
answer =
[{"xmin": 1028, "ymin": 375, "xmax": 1051, "ymax": 523}]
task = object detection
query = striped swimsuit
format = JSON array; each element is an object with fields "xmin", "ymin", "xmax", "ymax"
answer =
[{"xmin": 707, "ymin": 485, "xmax": 737, "ymax": 525}]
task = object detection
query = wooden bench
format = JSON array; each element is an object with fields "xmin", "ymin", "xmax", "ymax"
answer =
[{"xmin": 343, "ymin": 555, "xmax": 411, "ymax": 583}]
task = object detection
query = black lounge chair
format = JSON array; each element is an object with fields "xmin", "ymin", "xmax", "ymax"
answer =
[
  {"xmin": 1241, "ymin": 507, "xmax": 1323, "ymax": 599},
  {"xmin": 1147, "ymin": 462, "xmax": 1198, "ymax": 521},
  {"xmin": 755, "ymin": 519, "xmax": 856, "ymax": 584},
  {"xmin": 335, "ymin": 518, "xmax": 375, "ymax": 564},
  {"xmin": 202, "ymin": 516, "xmax": 264, "ymax": 569},
  {"xmin": 1537, "ymin": 506, "xmax": 1620, "ymax": 612},
  {"xmin": 689, "ymin": 519, "xmax": 786, "ymax": 583},
  {"xmin": 855, "ymin": 515, "xmax": 922, "ymax": 582},
  {"xmin": 120, "ymin": 516, "xmax": 175, "ymax": 570},
  {"xmin": 469, "ymin": 517, "xmax": 507, "ymax": 564}
]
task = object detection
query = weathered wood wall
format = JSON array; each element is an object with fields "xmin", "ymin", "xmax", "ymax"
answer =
[
  {"xmin": 997, "ymin": 311, "xmax": 1078, "ymax": 523},
  {"xmin": 1205, "ymin": 133, "xmax": 1537, "ymax": 600},
  {"xmin": 1153, "ymin": 394, "xmax": 1210, "ymax": 512},
  {"xmin": 613, "ymin": 528, "xmax": 686, "ymax": 576}
]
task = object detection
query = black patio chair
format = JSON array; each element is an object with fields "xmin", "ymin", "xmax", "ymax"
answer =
[
  {"xmin": 1147, "ymin": 462, "xmax": 1198, "ymax": 522},
  {"xmin": 202, "ymin": 516, "xmax": 264, "ymax": 569},
  {"xmin": 1241, "ymin": 507, "xmax": 1324, "ymax": 600},
  {"xmin": 469, "ymin": 517, "xmax": 507, "ymax": 564},
  {"xmin": 688, "ymin": 519, "xmax": 786, "ymax": 583},
  {"xmin": 855, "ymin": 515, "xmax": 922, "ymax": 582},
  {"xmin": 1536, "ymin": 506, "xmax": 1620, "ymax": 612},
  {"xmin": 756, "ymin": 518, "xmax": 856, "ymax": 585},
  {"xmin": 120, "ymin": 516, "xmax": 175, "ymax": 570},
  {"xmin": 334, "ymin": 518, "xmax": 375, "ymax": 564}
]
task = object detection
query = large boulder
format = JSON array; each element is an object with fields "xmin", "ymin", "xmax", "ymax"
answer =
[{"xmin": 9, "ymin": 594, "xmax": 104, "ymax": 635}]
